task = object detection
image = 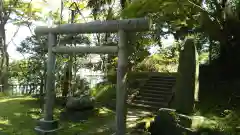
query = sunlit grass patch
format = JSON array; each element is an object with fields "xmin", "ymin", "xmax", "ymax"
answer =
[
  {"xmin": 98, "ymin": 107, "xmax": 114, "ymax": 114},
  {"xmin": 0, "ymin": 96, "xmax": 39, "ymax": 134},
  {"xmin": 0, "ymin": 118, "xmax": 11, "ymax": 126},
  {"xmin": 0, "ymin": 96, "xmax": 36, "ymax": 103},
  {"xmin": 0, "ymin": 96, "xmax": 116, "ymax": 135}
]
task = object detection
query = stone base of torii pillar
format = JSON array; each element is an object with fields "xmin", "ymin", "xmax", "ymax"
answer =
[{"xmin": 35, "ymin": 119, "xmax": 60, "ymax": 135}]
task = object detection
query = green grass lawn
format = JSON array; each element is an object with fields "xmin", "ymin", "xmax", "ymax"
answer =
[
  {"xmin": 1, "ymin": 96, "xmax": 238, "ymax": 135},
  {"xmin": 0, "ymin": 96, "xmax": 115, "ymax": 135}
]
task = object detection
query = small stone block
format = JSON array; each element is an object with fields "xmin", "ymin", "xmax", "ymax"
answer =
[
  {"xmin": 178, "ymin": 114, "xmax": 192, "ymax": 128},
  {"xmin": 236, "ymin": 126, "xmax": 240, "ymax": 132},
  {"xmin": 35, "ymin": 119, "xmax": 60, "ymax": 135},
  {"xmin": 37, "ymin": 119, "xmax": 59, "ymax": 131}
]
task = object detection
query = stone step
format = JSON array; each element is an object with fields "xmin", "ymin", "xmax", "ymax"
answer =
[
  {"xmin": 143, "ymin": 83, "xmax": 173, "ymax": 88},
  {"xmin": 132, "ymin": 100, "xmax": 168, "ymax": 107},
  {"xmin": 142, "ymin": 86, "xmax": 173, "ymax": 90},
  {"xmin": 128, "ymin": 74, "xmax": 176, "ymax": 111},
  {"xmin": 146, "ymin": 80, "xmax": 175, "ymax": 85},
  {"xmin": 149, "ymin": 78, "xmax": 176, "ymax": 82},
  {"xmin": 152, "ymin": 77, "xmax": 175, "ymax": 80},
  {"xmin": 148, "ymin": 72, "xmax": 177, "ymax": 77},
  {"xmin": 143, "ymin": 88, "xmax": 173, "ymax": 92},
  {"xmin": 149, "ymin": 76, "xmax": 176, "ymax": 81},
  {"xmin": 149, "ymin": 80, "xmax": 176, "ymax": 83},
  {"xmin": 151, "ymin": 75, "xmax": 176, "ymax": 78},
  {"xmin": 137, "ymin": 93, "xmax": 170, "ymax": 99},
  {"xmin": 129, "ymin": 102, "xmax": 170, "ymax": 111},
  {"xmin": 129, "ymin": 103, "xmax": 161, "ymax": 111},
  {"xmin": 139, "ymin": 89, "xmax": 173, "ymax": 95},
  {"xmin": 144, "ymin": 83, "xmax": 174, "ymax": 87},
  {"xmin": 147, "ymin": 81, "xmax": 176, "ymax": 85},
  {"xmin": 135, "ymin": 96, "xmax": 169, "ymax": 102},
  {"xmin": 139, "ymin": 92, "xmax": 173, "ymax": 98},
  {"xmin": 141, "ymin": 89, "xmax": 173, "ymax": 94}
]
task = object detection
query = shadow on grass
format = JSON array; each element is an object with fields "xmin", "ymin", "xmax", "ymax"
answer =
[
  {"xmin": 0, "ymin": 97, "xmax": 40, "ymax": 135},
  {"xmin": 0, "ymin": 97, "xmax": 116, "ymax": 135},
  {"xmin": 58, "ymin": 107, "xmax": 115, "ymax": 135}
]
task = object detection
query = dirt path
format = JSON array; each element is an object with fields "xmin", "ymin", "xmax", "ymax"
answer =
[{"xmin": 80, "ymin": 109, "xmax": 153, "ymax": 135}]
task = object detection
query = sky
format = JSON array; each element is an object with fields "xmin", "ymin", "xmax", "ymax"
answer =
[
  {"xmin": 6, "ymin": 0, "xmax": 61, "ymax": 61},
  {"xmin": 6, "ymin": 0, "xmax": 174, "ymax": 62}
]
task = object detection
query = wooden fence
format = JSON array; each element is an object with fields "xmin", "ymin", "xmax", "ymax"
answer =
[{"xmin": 0, "ymin": 84, "xmax": 41, "ymax": 95}]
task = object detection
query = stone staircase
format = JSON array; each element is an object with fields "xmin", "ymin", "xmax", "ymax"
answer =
[{"xmin": 129, "ymin": 73, "xmax": 176, "ymax": 110}]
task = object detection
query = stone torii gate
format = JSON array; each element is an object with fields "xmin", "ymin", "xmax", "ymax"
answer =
[{"xmin": 34, "ymin": 18, "xmax": 151, "ymax": 135}]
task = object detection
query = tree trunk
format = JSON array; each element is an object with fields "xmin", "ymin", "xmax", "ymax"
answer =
[
  {"xmin": 44, "ymin": 60, "xmax": 47, "ymax": 93},
  {"xmin": 40, "ymin": 75, "xmax": 44, "ymax": 111},
  {"xmin": 0, "ymin": 24, "xmax": 8, "ymax": 92},
  {"xmin": 40, "ymin": 60, "xmax": 47, "ymax": 112},
  {"xmin": 40, "ymin": 78, "xmax": 44, "ymax": 95},
  {"xmin": 209, "ymin": 39, "xmax": 213, "ymax": 64},
  {"xmin": 0, "ymin": 0, "xmax": 8, "ymax": 92},
  {"xmin": 28, "ymin": 84, "xmax": 33, "ymax": 95},
  {"xmin": 62, "ymin": 69, "xmax": 70, "ymax": 97}
]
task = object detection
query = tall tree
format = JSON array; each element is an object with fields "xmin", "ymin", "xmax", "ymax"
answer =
[
  {"xmin": 123, "ymin": 0, "xmax": 240, "ymax": 78},
  {"xmin": 16, "ymin": 35, "xmax": 47, "ymax": 94},
  {"xmin": 0, "ymin": 0, "xmax": 42, "ymax": 91}
]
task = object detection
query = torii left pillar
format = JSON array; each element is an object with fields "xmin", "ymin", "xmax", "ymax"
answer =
[{"xmin": 35, "ymin": 33, "xmax": 60, "ymax": 135}]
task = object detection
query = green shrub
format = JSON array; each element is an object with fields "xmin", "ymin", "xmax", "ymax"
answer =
[
  {"xmin": 127, "ymin": 72, "xmax": 149, "ymax": 89},
  {"xmin": 91, "ymin": 72, "xmax": 152, "ymax": 107},
  {"xmin": 91, "ymin": 82, "xmax": 116, "ymax": 104},
  {"xmin": 103, "ymin": 71, "xmax": 150, "ymax": 90},
  {"xmin": 136, "ymin": 54, "xmax": 178, "ymax": 72},
  {"xmin": 0, "ymin": 92, "xmax": 6, "ymax": 97},
  {"xmin": 105, "ymin": 69, "xmax": 117, "ymax": 84},
  {"xmin": 0, "ymin": 92, "xmax": 11, "ymax": 97},
  {"xmin": 127, "ymin": 72, "xmax": 149, "ymax": 79},
  {"xmin": 105, "ymin": 70, "xmax": 150, "ymax": 84}
]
